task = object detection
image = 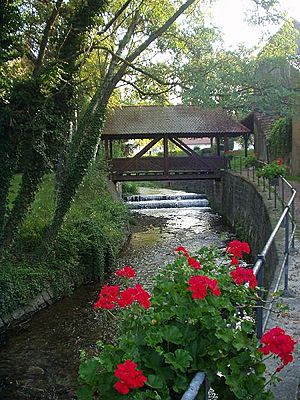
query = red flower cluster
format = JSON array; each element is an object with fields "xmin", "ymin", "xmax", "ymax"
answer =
[
  {"xmin": 94, "ymin": 284, "xmax": 151, "ymax": 310},
  {"xmin": 230, "ymin": 266, "xmax": 257, "ymax": 288},
  {"xmin": 175, "ymin": 246, "xmax": 189, "ymax": 257},
  {"xmin": 114, "ymin": 359, "xmax": 147, "ymax": 395},
  {"xmin": 259, "ymin": 327, "xmax": 297, "ymax": 372},
  {"xmin": 226, "ymin": 240, "xmax": 250, "ymax": 259},
  {"xmin": 277, "ymin": 158, "xmax": 283, "ymax": 166},
  {"xmin": 188, "ymin": 275, "xmax": 221, "ymax": 299},
  {"xmin": 175, "ymin": 246, "xmax": 202, "ymax": 269},
  {"xmin": 93, "ymin": 285, "xmax": 119, "ymax": 309},
  {"xmin": 116, "ymin": 266, "xmax": 136, "ymax": 278},
  {"xmin": 226, "ymin": 240, "xmax": 251, "ymax": 266}
]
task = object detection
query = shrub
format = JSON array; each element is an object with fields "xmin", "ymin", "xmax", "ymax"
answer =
[
  {"xmin": 244, "ymin": 155, "xmax": 257, "ymax": 168},
  {"xmin": 257, "ymin": 160, "xmax": 288, "ymax": 181},
  {"xmin": 122, "ymin": 182, "xmax": 139, "ymax": 196},
  {"xmin": 78, "ymin": 243, "xmax": 296, "ymax": 400}
]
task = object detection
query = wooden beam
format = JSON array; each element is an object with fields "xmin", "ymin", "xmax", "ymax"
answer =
[
  {"xmin": 109, "ymin": 140, "xmax": 113, "ymax": 159},
  {"xmin": 224, "ymin": 136, "xmax": 229, "ymax": 153},
  {"xmin": 169, "ymin": 138, "xmax": 194, "ymax": 156},
  {"xmin": 133, "ymin": 137, "xmax": 161, "ymax": 159},
  {"xmin": 104, "ymin": 139, "xmax": 109, "ymax": 159},
  {"xmin": 171, "ymin": 138, "xmax": 213, "ymax": 170},
  {"xmin": 244, "ymin": 134, "xmax": 249, "ymax": 157},
  {"xmin": 163, "ymin": 136, "xmax": 169, "ymax": 174},
  {"xmin": 216, "ymin": 137, "xmax": 221, "ymax": 156}
]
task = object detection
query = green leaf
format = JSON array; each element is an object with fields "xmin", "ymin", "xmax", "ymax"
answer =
[
  {"xmin": 164, "ymin": 349, "xmax": 192, "ymax": 372},
  {"xmin": 76, "ymin": 386, "xmax": 94, "ymax": 400},
  {"xmin": 146, "ymin": 374, "xmax": 165, "ymax": 389},
  {"xmin": 78, "ymin": 359, "xmax": 99, "ymax": 384},
  {"xmin": 160, "ymin": 325, "xmax": 183, "ymax": 344}
]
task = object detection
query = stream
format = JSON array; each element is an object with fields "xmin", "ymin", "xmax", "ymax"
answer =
[{"xmin": 0, "ymin": 188, "xmax": 231, "ymax": 400}]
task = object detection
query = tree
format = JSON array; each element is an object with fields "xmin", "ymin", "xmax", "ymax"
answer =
[
  {"xmin": 43, "ymin": 0, "xmax": 199, "ymax": 244},
  {"xmin": 0, "ymin": 0, "xmax": 199, "ymax": 250},
  {"xmin": 179, "ymin": 18, "xmax": 300, "ymax": 117},
  {"xmin": 0, "ymin": 0, "xmax": 108, "ymax": 247}
]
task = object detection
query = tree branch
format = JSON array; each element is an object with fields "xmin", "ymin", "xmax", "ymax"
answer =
[
  {"xmin": 96, "ymin": 45, "xmax": 184, "ymax": 87},
  {"xmin": 120, "ymin": 78, "xmax": 174, "ymax": 97},
  {"xmin": 98, "ymin": 0, "xmax": 133, "ymax": 36},
  {"xmin": 33, "ymin": 0, "xmax": 64, "ymax": 76},
  {"xmin": 110, "ymin": 0, "xmax": 198, "ymax": 88}
]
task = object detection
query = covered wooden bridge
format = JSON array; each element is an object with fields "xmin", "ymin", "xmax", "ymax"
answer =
[{"xmin": 101, "ymin": 106, "xmax": 251, "ymax": 182}]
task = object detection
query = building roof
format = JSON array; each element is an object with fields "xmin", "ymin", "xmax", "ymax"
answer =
[
  {"xmin": 102, "ymin": 105, "xmax": 250, "ymax": 140},
  {"xmin": 181, "ymin": 137, "xmax": 211, "ymax": 146}
]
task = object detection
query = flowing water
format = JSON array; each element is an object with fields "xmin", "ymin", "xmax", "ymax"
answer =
[{"xmin": 0, "ymin": 188, "xmax": 231, "ymax": 400}]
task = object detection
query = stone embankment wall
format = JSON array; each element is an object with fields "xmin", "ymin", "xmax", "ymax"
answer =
[{"xmin": 165, "ymin": 171, "xmax": 278, "ymax": 288}]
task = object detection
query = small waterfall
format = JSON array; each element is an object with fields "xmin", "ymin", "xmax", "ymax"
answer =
[
  {"xmin": 124, "ymin": 193, "xmax": 207, "ymax": 202},
  {"xmin": 124, "ymin": 193, "xmax": 210, "ymax": 210}
]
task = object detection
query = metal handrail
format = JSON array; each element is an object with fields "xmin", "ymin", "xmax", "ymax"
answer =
[
  {"xmin": 181, "ymin": 158, "xmax": 297, "ymax": 400},
  {"xmin": 229, "ymin": 156, "xmax": 297, "ymax": 337}
]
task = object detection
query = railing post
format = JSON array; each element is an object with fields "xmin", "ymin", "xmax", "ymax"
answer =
[
  {"xmin": 204, "ymin": 375, "xmax": 209, "ymax": 400},
  {"xmin": 292, "ymin": 198, "xmax": 295, "ymax": 249},
  {"xmin": 274, "ymin": 183, "xmax": 277, "ymax": 209},
  {"xmin": 283, "ymin": 210, "xmax": 290, "ymax": 297},
  {"xmin": 281, "ymin": 179, "xmax": 285, "ymax": 211},
  {"xmin": 268, "ymin": 179, "xmax": 271, "ymax": 200}
]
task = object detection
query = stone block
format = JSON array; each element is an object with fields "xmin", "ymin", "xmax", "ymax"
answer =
[{"xmin": 12, "ymin": 308, "xmax": 25, "ymax": 320}]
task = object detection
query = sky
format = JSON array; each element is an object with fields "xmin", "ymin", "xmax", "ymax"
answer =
[{"xmin": 206, "ymin": 0, "xmax": 300, "ymax": 49}]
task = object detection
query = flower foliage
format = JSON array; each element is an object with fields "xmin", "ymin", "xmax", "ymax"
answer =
[
  {"xmin": 78, "ymin": 244, "xmax": 296, "ymax": 400},
  {"xmin": 257, "ymin": 160, "xmax": 288, "ymax": 180}
]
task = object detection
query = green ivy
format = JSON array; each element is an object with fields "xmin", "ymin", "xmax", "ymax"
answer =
[{"xmin": 269, "ymin": 117, "xmax": 292, "ymax": 160}]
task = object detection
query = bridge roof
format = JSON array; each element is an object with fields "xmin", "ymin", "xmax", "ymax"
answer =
[{"xmin": 102, "ymin": 105, "xmax": 250, "ymax": 140}]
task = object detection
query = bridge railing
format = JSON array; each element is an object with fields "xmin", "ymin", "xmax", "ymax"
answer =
[
  {"xmin": 180, "ymin": 158, "xmax": 297, "ymax": 400},
  {"xmin": 110, "ymin": 155, "xmax": 228, "ymax": 176}
]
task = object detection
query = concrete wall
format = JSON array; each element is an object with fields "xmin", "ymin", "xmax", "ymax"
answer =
[{"xmin": 164, "ymin": 172, "xmax": 278, "ymax": 289}]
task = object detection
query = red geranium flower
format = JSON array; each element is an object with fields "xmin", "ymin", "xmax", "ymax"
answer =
[
  {"xmin": 187, "ymin": 257, "xmax": 202, "ymax": 269},
  {"xmin": 230, "ymin": 257, "xmax": 239, "ymax": 266},
  {"xmin": 188, "ymin": 275, "xmax": 221, "ymax": 300},
  {"xmin": 118, "ymin": 285, "xmax": 151, "ymax": 309},
  {"xmin": 277, "ymin": 158, "xmax": 283, "ymax": 165},
  {"xmin": 230, "ymin": 266, "xmax": 257, "ymax": 288},
  {"xmin": 175, "ymin": 246, "xmax": 189, "ymax": 257},
  {"xmin": 259, "ymin": 327, "xmax": 297, "ymax": 372},
  {"xmin": 114, "ymin": 360, "xmax": 147, "ymax": 395},
  {"xmin": 118, "ymin": 287, "xmax": 136, "ymax": 307},
  {"xmin": 226, "ymin": 240, "xmax": 251, "ymax": 259},
  {"xmin": 116, "ymin": 266, "xmax": 136, "ymax": 278},
  {"xmin": 133, "ymin": 284, "xmax": 151, "ymax": 309},
  {"xmin": 93, "ymin": 285, "xmax": 120, "ymax": 309}
]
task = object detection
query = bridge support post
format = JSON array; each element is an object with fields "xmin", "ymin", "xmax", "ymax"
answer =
[
  {"xmin": 216, "ymin": 137, "xmax": 221, "ymax": 156},
  {"xmin": 164, "ymin": 136, "xmax": 169, "ymax": 174}
]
